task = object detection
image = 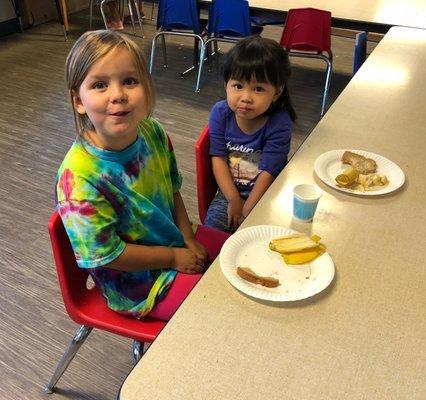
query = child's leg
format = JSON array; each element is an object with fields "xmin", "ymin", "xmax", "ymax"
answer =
[
  {"xmin": 204, "ymin": 190, "xmax": 231, "ymax": 233},
  {"xmin": 149, "ymin": 225, "xmax": 229, "ymax": 321},
  {"xmin": 148, "ymin": 272, "xmax": 202, "ymax": 321},
  {"xmin": 106, "ymin": 1, "xmax": 123, "ymax": 30}
]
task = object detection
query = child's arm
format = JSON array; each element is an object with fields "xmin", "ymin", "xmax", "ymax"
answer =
[
  {"xmin": 105, "ymin": 243, "xmax": 204, "ymax": 274},
  {"xmin": 212, "ymin": 156, "xmax": 245, "ymax": 231},
  {"xmin": 242, "ymin": 171, "xmax": 275, "ymax": 219},
  {"xmin": 172, "ymin": 191, "xmax": 207, "ymax": 265}
]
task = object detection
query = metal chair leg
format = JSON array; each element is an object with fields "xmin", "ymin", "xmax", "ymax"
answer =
[
  {"xmin": 89, "ymin": 0, "xmax": 93, "ymax": 29},
  {"xmin": 195, "ymin": 41, "xmax": 208, "ymax": 92},
  {"xmin": 100, "ymin": 0, "xmax": 109, "ymax": 29},
  {"xmin": 320, "ymin": 54, "xmax": 333, "ymax": 117},
  {"xmin": 127, "ymin": 0, "xmax": 136, "ymax": 35},
  {"xmin": 131, "ymin": 0, "xmax": 145, "ymax": 37},
  {"xmin": 149, "ymin": 32, "xmax": 166, "ymax": 74},
  {"xmin": 132, "ymin": 340, "xmax": 142, "ymax": 363},
  {"xmin": 43, "ymin": 325, "xmax": 93, "ymax": 394}
]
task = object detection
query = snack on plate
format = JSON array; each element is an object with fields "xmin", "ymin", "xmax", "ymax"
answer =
[
  {"xmin": 335, "ymin": 166, "xmax": 360, "ymax": 187},
  {"xmin": 236, "ymin": 266, "xmax": 280, "ymax": 288},
  {"xmin": 357, "ymin": 173, "xmax": 389, "ymax": 191},
  {"xmin": 341, "ymin": 151, "xmax": 377, "ymax": 174},
  {"xmin": 269, "ymin": 234, "xmax": 326, "ymax": 265},
  {"xmin": 336, "ymin": 151, "xmax": 389, "ymax": 191}
]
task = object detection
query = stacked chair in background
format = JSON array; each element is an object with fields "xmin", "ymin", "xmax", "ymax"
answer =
[
  {"xmin": 149, "ymin": 0, "xmax": 207, "ymax": 78},
  {"xmin": 353, "ymin": 31, "xmax": 367, "ymax": 75},
  {"xmin": 195, "ymin": 0, "xmax": 263, "ymax": 92},
  {"xmin": 90, "ymin": 0, "xmax": 144, "ymax": 36},
  {"xmin": 279, "ymin": 8, "xmax": 333, "ymax": 117}
]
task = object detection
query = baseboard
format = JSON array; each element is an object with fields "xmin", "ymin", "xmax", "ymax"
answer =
[{"xmin": 0, "ymin": 18, "xmax": 20, "ymax": 37}]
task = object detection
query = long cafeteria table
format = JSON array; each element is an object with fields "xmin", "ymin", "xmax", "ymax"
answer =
[
  {"xmin": 245, "ymin": 0, "xmax": 426, "ymax": 32},
  {"xmin": 57, "ymin": 0, "xmax": 426, "ymax": 37},
  {"xmin": 118, "ymin": 26, "xmax": 426, "ymax": 400}
]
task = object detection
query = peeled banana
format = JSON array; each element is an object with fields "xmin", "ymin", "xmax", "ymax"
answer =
[
  {"xmin": 269, "ymin": 234, "xmax": 319, "ymax": 253},
  {"xmin": 269, "ymin": 233, "xmax": 326, "ymax": 265}
]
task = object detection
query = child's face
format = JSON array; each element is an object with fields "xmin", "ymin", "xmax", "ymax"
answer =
[
  {"xmin": 225, "ymin": 78, "xmax": 282, "ymax": 122},
  {"xmin": 73, "ymin": 46, "xmax": 148, "ymax": 151}
]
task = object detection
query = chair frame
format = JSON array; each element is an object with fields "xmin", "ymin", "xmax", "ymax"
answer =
[
  {"xmin": 43, "ymin": 211, "xmax": 166, "ymax": 394},
  {"xmin": 149, "ymin": 0, "xmax": 207, "ymax": 78},
  {"xmin": 287, "ymin": 51, "xmax": 333, "ymax": 117},
  {"xmin": 149, "ymin": 30, "xmax": 205, "ymax": 77},
  {"xmin": 90, "ymin": 0, "xmax": 144, "ymax": 37},
  {"xmin": 195, "ymin": 125, "xmax": 218, "ymax": 223},
  {"xmin": 280, "ymin": 7, "xmax": 333, "ymax": 117}
]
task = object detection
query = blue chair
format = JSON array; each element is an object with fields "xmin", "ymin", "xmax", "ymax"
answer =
[
  {"xmin": 149, "ymin": 0, "xmax": 206, "ymax": 78},
  {"xmin": 195, "ymin": 0, "xmax": 263, "ymax": 92},
  {"xmin": 353, "ymin": 31, "xmax": 367, "ymax": 75}
]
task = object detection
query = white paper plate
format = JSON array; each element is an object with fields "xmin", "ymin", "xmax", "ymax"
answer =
[
  {"xmin": 314, "ymin": 149, "xmax": 405, "ymax": 195},
  {"xmin": 219, "ymin": 225, "xmax": 335, "ymax": 302}
]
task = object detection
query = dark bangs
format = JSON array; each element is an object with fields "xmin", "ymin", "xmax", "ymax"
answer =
[
  {"xmin": 222, "ymin": 36, "xmax": 296, "ymax": 121},
  {"xmin": 223, "ymin": 36, "xmax": 289, "ymax": 88}
]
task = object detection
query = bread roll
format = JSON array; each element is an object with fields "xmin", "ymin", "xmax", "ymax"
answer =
[{"xmin": 341, "ymin": 151, "xmax": 377, "ymax": 174}]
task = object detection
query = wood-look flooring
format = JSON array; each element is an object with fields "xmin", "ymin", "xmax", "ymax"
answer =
[{"xmin": 0, "ymin": 8, "xmax": 378, "ymax": 400}]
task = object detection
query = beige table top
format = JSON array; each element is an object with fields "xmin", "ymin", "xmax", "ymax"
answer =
[
  {"xmin": 119, "ymin": 26, "xmax": 426, "ymax": 400},
  {"xmin": 246, "ymin": 0, "xmax": 426, "ymax": 29}
]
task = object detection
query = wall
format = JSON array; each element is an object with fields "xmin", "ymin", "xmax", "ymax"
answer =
[{"xmin": 0, "ymin": 0, "xmax": 15, "ymax": 22}]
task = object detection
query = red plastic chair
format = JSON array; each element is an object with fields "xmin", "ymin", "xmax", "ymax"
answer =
[
  {"xmin": 44, "ymin": 211, "xmax": 229, "ymax": 393},
  {"xmin": 195, "ymin": 125, "xmax": 218, "ymax": 224},
  {"xmin": 280, "ymin": 8, "xmax": 333, "ymax": 117}
]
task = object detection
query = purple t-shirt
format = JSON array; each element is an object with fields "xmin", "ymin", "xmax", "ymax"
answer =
[{"xmin": 209, "ymin": 100, "xmax": 292, "ymax": 186}]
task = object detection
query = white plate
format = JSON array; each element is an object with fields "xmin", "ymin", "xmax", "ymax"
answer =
[
  {"xmin": 219, "ymin": 225, "xmax": 335, "ymax": 302},
  {"xmin": 314, "ymin": 149, "xmax": 405, "ymax": 195}
]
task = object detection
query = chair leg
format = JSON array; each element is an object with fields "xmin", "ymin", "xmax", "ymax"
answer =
[
  {"xmin": 132, "ymin": 340, "xmax": 151, "ymax": 363},
  {"xmin": 43, "ymin": 325, "xmax": 93, "ymax": 394},
  {"xmin": 127, "ymin": 0, "xmax": 136, "ymax": 36},
  {"xmin": 150, "ymin": 2, "xmax": 155, "ymax": 20},
  {"xmin": 160, "ymin": 34, "xmax": 168, "ymax": 68},
  {"xmin": 89, "ymin": 0, "xmax": 93, "ymax": 30},
  {"xmin": 100, "ymin": 0, "xmax": 108, "ymax": 29},
  {"xmin": 149, "ymin": 32, "xmax": 167, "ymax": 74},
  {"xmin": 131, "ymin": 0, "xmax": 144, "ymax": 37},
  {"xmin": 195, "ymin": 42, "xmax": 208, "ymax": 92},
  {"xmin": 321, "ymin": 55, "xmax": 333, "ymax": 117}
]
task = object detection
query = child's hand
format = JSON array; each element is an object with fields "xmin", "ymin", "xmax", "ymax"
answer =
[
  {"xmin": 185, "ymin": 238, "xmax": 208, "ymax": 267},
  {"xmin": 171, "ymin": 248, "xmax": 204, "ymax": 274},
  {"xmin": 227, "ymin": 197, "xmax": 245, "ymax": 232}
]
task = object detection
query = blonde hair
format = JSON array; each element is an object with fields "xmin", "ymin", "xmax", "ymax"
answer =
[{"xmin": 65, "ymin": 30, "xmax": 155, "ymax": 136}]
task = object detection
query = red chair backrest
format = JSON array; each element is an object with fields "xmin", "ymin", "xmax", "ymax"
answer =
[
  {"xmin": 48, "ymin": 211, "xmax": 91, "ymax": 321},
  {"xmin": 195, "ymin": 125, "xmax": 218, "ymax": 224},
  {"xmin": 280, "ymin": 8, "xmax": 332, "ymax": 54}
]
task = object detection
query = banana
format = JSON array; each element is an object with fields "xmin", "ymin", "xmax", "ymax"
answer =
[{"xmin": 269, "ymin": 234, "xmax": 319, "ymax": 254}]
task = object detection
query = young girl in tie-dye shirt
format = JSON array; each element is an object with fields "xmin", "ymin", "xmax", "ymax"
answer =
[{"xmin": 56, "ymin": 30, "xmax": 211, "ymax": 321}]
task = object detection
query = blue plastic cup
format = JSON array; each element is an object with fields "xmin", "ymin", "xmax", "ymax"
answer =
[{"xmin": 293, "ymin": 184, "xmax": 322, "ymax": 222}]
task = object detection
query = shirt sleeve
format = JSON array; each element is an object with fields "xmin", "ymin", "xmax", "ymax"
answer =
[
  {"xmin": 209, "ymin": 101, "xmax": 228, "ymax": 156},
  {"xmin": 258, "ymin": 112, "xmax": 292, "ymax": 176},
  {"xmin": 56, "ymin": 171, "xmax": 126, "ymax": 269}
]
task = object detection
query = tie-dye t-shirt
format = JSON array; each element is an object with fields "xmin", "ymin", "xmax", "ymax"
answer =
[{"xmin": 55, "ymin": 118, "xmax": 183, "ymax": 317}]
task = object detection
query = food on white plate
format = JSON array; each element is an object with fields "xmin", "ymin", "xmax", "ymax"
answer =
[
  {"xmin": 341, "ymin": 151, "xmax": 377, "ymax": 174},
  {"xmin": 269, "ymin": 234, "xmax": 326, "ymax": 265},
  {"xmin": 357, "ymin": 173, "xmax": 389, "ymax": 191},
  {"xmin": 336, "ymin": 151, "xmax": 389, "ymax": 191},
  {"xmin": 269, "ymin": 234, "xmax": 319, "ymax": 253},
  {"xmin": 335, "ymin": 166, "xmax": 359, "ymax": 187},
  {"xmin": 236, "ymin": 266, "xmax": 280, "ymax": 288}
]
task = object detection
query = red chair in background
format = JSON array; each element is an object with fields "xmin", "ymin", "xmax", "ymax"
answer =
[
  {"xmin": 280, "ymin": 8, "xmax": 333, "ymax": 117},
  {"xmin": 44, "ymin": 211, "xmax": 228, "ymax": 393},
  {"xmin": 195, "ymin": 125, "xmax": 218, "ymax": 224}
]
